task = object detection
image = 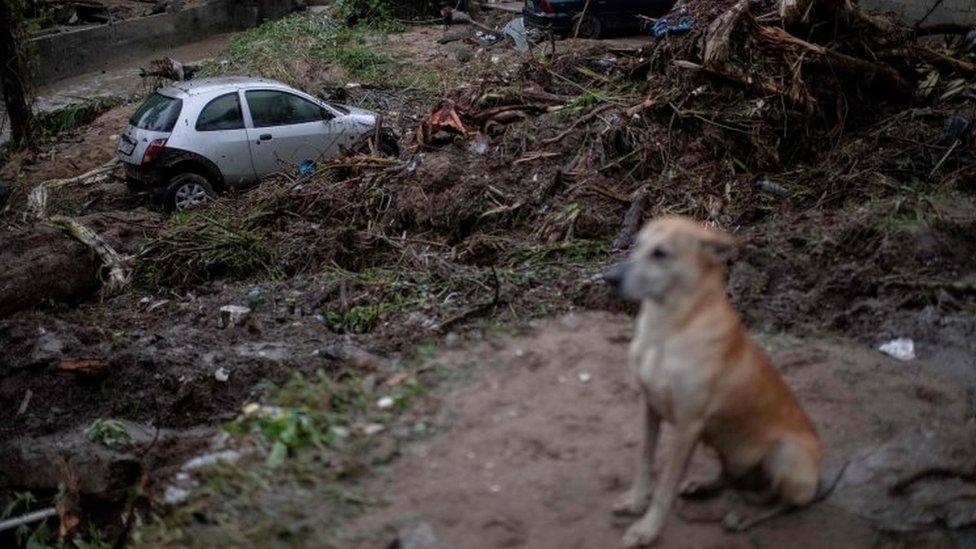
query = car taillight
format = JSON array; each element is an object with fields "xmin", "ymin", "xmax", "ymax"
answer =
[
  {"xmin": 142, "ymin": 138, "xmax": 167, "ymax": 165},
  {"xmin": 538, "ymin": 0, "xmax": 554, "ymax": 14}
]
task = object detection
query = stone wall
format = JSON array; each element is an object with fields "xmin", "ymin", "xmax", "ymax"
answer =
[{"xmin": 30, "ymin": 0, "xmax": 299, "ymax": 85}]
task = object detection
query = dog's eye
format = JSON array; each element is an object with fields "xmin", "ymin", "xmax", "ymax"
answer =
[{"xmin": 650, "ymin": 247, "xmax": 668, "ymax": 260}]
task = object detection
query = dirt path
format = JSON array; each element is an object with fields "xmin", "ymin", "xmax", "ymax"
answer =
[{"xmin": 345, "ymin": 312, "xmax": 968, "ymax": 548}]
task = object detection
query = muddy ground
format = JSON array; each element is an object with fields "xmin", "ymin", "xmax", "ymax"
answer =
[
  {"xmin": 346, "ymin": 312, "xmax": 973, "ymax": 548},
  {"xmin": 1, "ymin": 3, "xmax": 975, "ymax": 548}
]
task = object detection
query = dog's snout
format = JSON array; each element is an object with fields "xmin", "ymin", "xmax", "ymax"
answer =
[{"xmin": 601, "ymin": 262, "xmax": 630, "ymax": 290}]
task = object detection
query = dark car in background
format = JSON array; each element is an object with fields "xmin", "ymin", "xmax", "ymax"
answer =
[{"xmin": 523, "ymin": 0, "xmax": 677, "ymax": 38}]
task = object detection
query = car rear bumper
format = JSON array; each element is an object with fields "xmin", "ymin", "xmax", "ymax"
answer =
[{"xmin": 523, "ymin": 7, "xmax": 574, "ymax": 34}]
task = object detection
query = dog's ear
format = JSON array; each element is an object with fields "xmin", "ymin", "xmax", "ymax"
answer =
[{"xmin": 699, "ymin": 230, "xmax": 738, "ymax": 265}]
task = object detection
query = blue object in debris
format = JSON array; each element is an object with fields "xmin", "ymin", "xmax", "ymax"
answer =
[
  {"xmin": 651, "ymin": 9, "xmax": 693, "ymax": 38},
  {"xmin": 298, "ymin": 159, "xmax": 317, "ymax": 176}
]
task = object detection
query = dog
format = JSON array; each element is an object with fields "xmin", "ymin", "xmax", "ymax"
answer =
[{"xmin": 603, "ymin": 216, "xmax": 822, "ymax": 547}]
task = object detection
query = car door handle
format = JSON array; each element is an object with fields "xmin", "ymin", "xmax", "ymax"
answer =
[{"xmin": 259, "ymin": 134, "xmax": 272, "ymax": 141}]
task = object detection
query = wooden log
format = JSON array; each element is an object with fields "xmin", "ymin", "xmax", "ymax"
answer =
[{"xmin": 612, "ymin": 187, "xmax": 650, "ymax": 250}]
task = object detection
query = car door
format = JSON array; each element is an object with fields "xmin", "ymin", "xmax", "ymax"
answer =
[
  {"xmin": 242, "ymin": 89, "xmax": 343, "ymax": 177},
  {"xmin": 192, "ymin": 91, "xmax": 255, "ymax": 187}
]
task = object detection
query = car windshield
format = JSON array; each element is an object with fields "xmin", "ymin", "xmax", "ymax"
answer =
[{"xmin": 129, "ymin": 93, "xmax": 183, "ymax": 132}]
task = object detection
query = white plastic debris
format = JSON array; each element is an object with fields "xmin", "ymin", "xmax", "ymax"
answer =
[
  {"xmin": 362, "ymin": 423, "xmax": 385, "ymax": 436},
  {"xmin": 878, "ymin": 338, "xmax": 915, "ymax": 361},
  {"xmin": 214, "ymin": 367, "xmax": 229, "ymax": 382},
  {"xmin": 163, "ymin": 486, "xmax": 191, "ymax": 506},
  {"xmin": 182, "ymin": 450, "xmax": 242, "ymax": 471},
  {"xmin": 377, "ymin": 396, "xmax": 395, "ymax": 410},
  {"xmin": 218, "ymin": 305, "xmax": 252, "ymax": 328},
  {"xmin": 578, "ymin": 372, "xmax": 592, "ymax": 383}
]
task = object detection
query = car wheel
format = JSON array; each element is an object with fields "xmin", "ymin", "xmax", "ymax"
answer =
[
  {"xmin": 165, "ymin": 173, "xmax": 214, "ymax": 212},
  {"xmin": 572, "ymin": 13, "xmax": 602, "ymax": 39}
]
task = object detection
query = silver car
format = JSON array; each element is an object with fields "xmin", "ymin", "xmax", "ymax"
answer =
[{"xmin": 118, "ymin": 76, "xmax": 395, "ymax": 211}]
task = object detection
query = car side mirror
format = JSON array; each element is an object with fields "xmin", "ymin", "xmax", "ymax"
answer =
[{"xmin": 320, "ymin": 107, "xmax": 335, "ymax": 121}]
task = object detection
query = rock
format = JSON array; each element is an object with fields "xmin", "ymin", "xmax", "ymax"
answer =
[
  {"xmin": 831, "ymin": 423, "xmax": 976, "ymax": 531},
  {"xmin": 218, "ymin": 305, "xmax": 252, "ymax": 328},
  {"xmin": 0, "ymin": 431, "xmax": 140, "ymax": 496},
  {"xmin": 234, "ymin": 341, "xmax": 291, "ymax": 362},
  {"xmin": 451, "ymin": 47, "xmax": 474, "ymax": 63},
  {"xmin": 31, "ymin": 329, "xmax": 66, "ymax": 365},
  {"xmin": 0, "ymin": 225, "xmax": 99, "ymax": 319}
]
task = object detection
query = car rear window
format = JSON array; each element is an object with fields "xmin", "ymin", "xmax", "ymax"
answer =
[
  {"xmin": 129, "ymin": 93, "xmax": 183, "ymax": 132},
  {"xmin": 196, "ymin": 93, "xmax": 244, "ymax": 131}
]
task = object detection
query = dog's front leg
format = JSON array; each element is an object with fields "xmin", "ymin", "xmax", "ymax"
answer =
[
  {"xmin": 613, "ymin": 390, "xmax": 661, "ymax": 516},
  {"xmin": 622, "ymin": 422, "xmax": 702, "ymax": 547}
]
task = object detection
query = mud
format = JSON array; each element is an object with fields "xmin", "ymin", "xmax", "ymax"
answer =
[{"xmin": 346, "ymin": 312, "xmax": 973, "ymax": 548}]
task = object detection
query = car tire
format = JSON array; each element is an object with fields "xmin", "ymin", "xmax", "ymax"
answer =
[
  {"xmin": 164, "ymin": 173, "xmax": 215, "ymax": 212},
  {"xmin": 572, "ymin": 13, "xmax": 602, "ymax": 39}
]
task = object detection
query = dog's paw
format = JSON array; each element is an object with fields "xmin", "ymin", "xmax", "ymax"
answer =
[
  {"xmin": 622, "ymin": 520, "xmax": 661, "ymax": 547},
  {"xmin": 612, "ymin": 490, "xmax": 649, "ymax": 516}
]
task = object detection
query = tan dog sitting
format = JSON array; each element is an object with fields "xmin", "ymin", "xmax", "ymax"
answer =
[{"xmin": 602, "ymin": 216, "xmax": 822, "ymax": 547}]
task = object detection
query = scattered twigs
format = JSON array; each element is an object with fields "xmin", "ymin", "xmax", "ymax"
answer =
[
  {"xmin": 542, "ymin": 103, "xmax": 616, "ymax": 145},
  {"xmin": 878, "ymin": 46, "xmax": 976, "ymax": 76},
  {"xmin": 573, "ymin": 0, "xmax": 593, "ymax": 38},
  {"xmin": 431, "ymin": 267, "xmax": 502, "ymax": 334},
  {"xmin": 753, "ymin": 25, "xmax": 910, "ymax": 90},
  {"xmin": 0, "ymin": 508, "xmax": 57, "ymax": 533}
]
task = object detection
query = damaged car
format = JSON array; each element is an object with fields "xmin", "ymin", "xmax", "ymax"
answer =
[
  {"xmin": 523, "ymin": 0, "xmax": 677, "ymax": 38},
  {"xmin": 118, "ymin": 76, "xmax": 396, "ymax": 211}
]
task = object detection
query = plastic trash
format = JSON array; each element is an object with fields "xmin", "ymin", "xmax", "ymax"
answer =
[
  {"xmin": 878, "ymin": 338, "xmax": 915, "ymax": 361},
  {"xmin": 298, "ymin": 159, "xmax": 317, "ymax": 176},
  {"xmin": 651, "ymin": 8, "xmax": 694, "ymax": 38},
  {"xmin": 475, "ymin": 30, "xmax": 502, "ymax": 46},
  {"xmin": 502, "ymin": 16, "xmax": 529, "ymax": 53},
  {"xmin": 755, "ymin": 179, "xmax": 790, "ymax": 197},
  {"xmin": 939, "ymin": 115, "xmax": 971, "ymax": 149}
]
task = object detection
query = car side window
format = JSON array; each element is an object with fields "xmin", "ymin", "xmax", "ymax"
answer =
[
  {"xmin": 245, "ymin": 90, "xmax": 323, "ymax": 128},
  {"xmin": 196, "ymin": 93, "xmax": 245, "ymax": 131}
]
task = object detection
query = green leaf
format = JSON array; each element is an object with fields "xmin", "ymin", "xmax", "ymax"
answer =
[{"xmin": 267, "ymin": 441, "xmax": 288, "ymax": 468}]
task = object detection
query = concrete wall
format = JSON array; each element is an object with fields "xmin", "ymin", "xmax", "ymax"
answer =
[
  {"xmin": 861, "ymin": 0, "xmax": 976, "ymax": 26},
  {"xmin": 31, "ymin": 0, "xmax": 299, "ymax": 85}
]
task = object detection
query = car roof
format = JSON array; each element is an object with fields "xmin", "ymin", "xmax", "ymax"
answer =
[{"xmin": 158, "ymin": 76, "xmax": 292, "ymax": 99}]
